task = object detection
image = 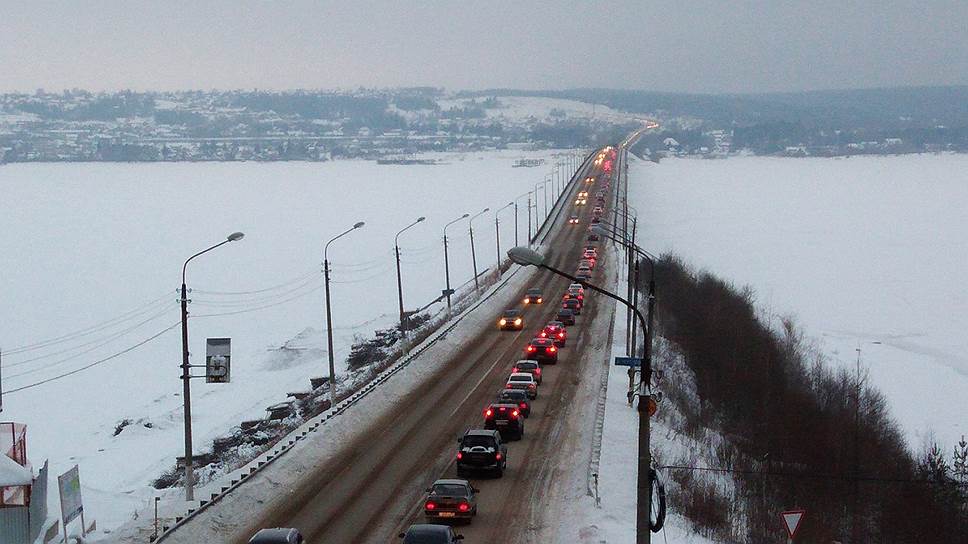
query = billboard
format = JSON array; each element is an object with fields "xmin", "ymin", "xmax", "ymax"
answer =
[
  {"xmin": 57, "ymin": 465, "xmax": 82, "ymax": 526},
  {"xmin": 205, "ymin": 338, "xmax": 231, "ymax": 383}
]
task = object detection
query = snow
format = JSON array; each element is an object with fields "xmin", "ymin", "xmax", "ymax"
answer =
[
  {"xmin": 627, "ymin": 153, "xmax": 968, "ymax": 452},
  {"xmin": 0, "ymin": 149, "xmax": 574, "ymax": 533},
  {"xmin": 0, "ymin": 454, "xmax": 32, "ymax": 486}
]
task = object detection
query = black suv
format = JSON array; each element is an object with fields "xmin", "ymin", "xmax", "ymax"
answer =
[
  {"xmin": 523, "ymin": 287, "xmax": 543, "ymax": 305},
  {"xmin": 456, "ymin": 429, "xmax": 508, "ymax": 478},
  {"xmin": 483, "ymin": 403, "xmax": 525, "ymax": 440},
  {"xmin": 556, "ymin": 308, "xmax": 576, "ymax": 326},
  {"xmin": 498, "ymin": 309, "xmax": 524, "ymax": 330},
  {"xmin": 525, "ymin": 337, "xmax": 558, "ymax": 364},
  {"xmin": 497, "ymin": 389, "xmax": 531, "ymax": 418}
]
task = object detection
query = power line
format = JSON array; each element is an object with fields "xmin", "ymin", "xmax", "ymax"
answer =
[
  {"xmin": 192, "ymin": 278, "xmax": 322, "ymax": 307},
  {"xmin": 4, "ymin": 291, "xmax": 173, "ymax": 355},
  {"xmin": 2, "ymin": 321, "xmax": 180, "ymax": 396},
  {"xmin": 192, "ymin": 270, "xmax": 319, "ymax": 296},
  {"xmin": 658, "ymin": 464, "xmax": 968, "ymax": 487},
  {"xmin": 192, "ymin": 283, "xmax": 325, "ymax": 319}
]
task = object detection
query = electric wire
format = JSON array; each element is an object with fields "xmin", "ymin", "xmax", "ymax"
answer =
[
  {"xmin": 191, "ymin": 283, "xmax": 325, "ymax": 319},
  {"xmin": 4, "ymin": 302, "xmax": 177, "ymax": 369},
  {"xmin": 2, "ymin": 321, "xmax": 180, "ymax": 396},
  {"xmin": 191, "ymin": 270, "xmax": 319, "ymax": 295},
  {"xmin": 191, "ymin": 277, "xmax": 323, "ymax": 307},
  {"xmin": 3, "ymin": 291, "xmax": 174, "ymax": 355}
]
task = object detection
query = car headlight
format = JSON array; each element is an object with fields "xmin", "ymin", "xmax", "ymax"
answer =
[
  {"xmin": 499, "ymin": 319, "xmax": 507, "ymax": 325},
  {"xmin": 514, "ymin": 318, "xmax": 522, "ymax": 325}
]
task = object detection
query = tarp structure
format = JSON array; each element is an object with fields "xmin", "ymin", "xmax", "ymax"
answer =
[{"xmin": 0, "ymin": 422, "xmax": 31, "ymax": 507}]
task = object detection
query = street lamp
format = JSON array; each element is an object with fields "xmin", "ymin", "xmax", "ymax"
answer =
[
  {"xmin": 494, "ymin": 202, "xmax": 514, "ymax": 275},
  {"xmin": 324, "ymin": 221, "xmax": 365, "ymax": 409},
  {"xmin": 468, "ymin": 208, "xmax": 490, "ymax": 291},
  {"xmin": 533, "ymin": 181, "xmax": 546, "ymax": 234},
  {"xmin": 443, "ymin": 213, "xmax": 469, "ymax": 311},
  {"xmin": 180, "ymin": 230, "xmax": 244, "ymax": 502},
  {"xmin": 507, "ymin": 245, "xmax": 652, "ymax": 544},
  {"xmin": 394, "ymin": 216, "xmax": 426, "ymax": 330},
  {"xmin": 514, "ymin": 191, "xmax": 530, "ymax": 247}
]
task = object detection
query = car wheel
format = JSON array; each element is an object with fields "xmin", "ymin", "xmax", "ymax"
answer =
[{"xmin": 495, "ymin": 467, "xmax": 504, "ymax": 478}]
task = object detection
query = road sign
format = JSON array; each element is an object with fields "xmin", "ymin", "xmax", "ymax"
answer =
[
  {"xmin": 780, "ymin": 509, "xmax": 806, "ymax": 539},
  {"xmin": 206, "ymin": 337, "xmax": 231, "ymax": 383},
  {"xmin": 614, "ymin": 356, "xmax": 642, "ymax": 367},
  {"xmin": 441, "ymin": 288, "xmax": 455, "ymax": 297},
  {"xmin": 58, "ymin": 465, "xmax": 84, "ymax": 526}
]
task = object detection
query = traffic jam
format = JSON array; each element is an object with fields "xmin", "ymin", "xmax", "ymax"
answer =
[
  {"xmin": 398, "ymin": 147, "xmax": 617, "ymax": 544},
  {"xmin": 248, "ymin": 147, "xmax": 618, "ymax": 544}
]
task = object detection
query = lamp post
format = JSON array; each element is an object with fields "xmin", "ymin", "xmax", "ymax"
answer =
[
  {"xmin": 443, "ymin": 213, "xmax": 469, "ymax": 311},
  {"xmin": 542, "ymin": 177, "xmax": 550, "ymax": 219},
  {"xmin": 494, "ymin": 202, "xmax": 513, "ymax": 275},
  {"xmin": 514, "ymin": 191, "xmax": 530, "ymax": 247},
  {"xmin": 180, "ymin": 230, "xmax": 244, "ymax": 502},
  {"xmin": 533, "ymin": 181, "xmax": 546, "ymax": 233},
  {"xmin": 324, "ymin": 221, "xmax": 365, "ymax": 409},
  {"xmin": 468, "ymin": 208, "xmax": 489, "ymax": 291},
  {"xmin": 507, "ymin": 245, "xmax": 652, "ymax": 544},
  {"xmin": 394, "ymin": 217, "xmax": 426, "ymax": 330}
]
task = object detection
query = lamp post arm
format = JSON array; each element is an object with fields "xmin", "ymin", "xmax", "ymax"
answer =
[
  {"xmin": 537, "ymin": 263, "xmax": 648, "ymax": 358},
  {"xmin": 395, "ymin": 218, "xmax": 423, "ymax": 246},
  {"xmin": 325, "ymin": 225, "xmax": 358, "ymax": 262},
  {"xmin": 182, "ymin": 239, "xmax": 231, "ymax": 284}
]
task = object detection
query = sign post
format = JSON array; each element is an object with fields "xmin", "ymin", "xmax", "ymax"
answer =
[
  {"xmin": 205, "ymin": 337, "xmax": 231, "ymax": 383},
  {"xmin": 780, "ymin": 509, "xmax": 806, "ymax": 542},
  {"xmin": 58, "ymin": 465, "xmax": 85, "ymax": 542}
]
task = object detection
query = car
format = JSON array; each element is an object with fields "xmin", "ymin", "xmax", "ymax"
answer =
[
  {"xmin": 506, "ymin": 372, "xmax": 539, "ymax": 398},
  {"xmin": 593, "ymin": 206, "xmax": 604, "ymax": 214},
  {"xmin": 568, "ymin": 215, "xmax": 580, "ymax": 224},
  {"xmin": 424, "ymin": 479, "xmax": 478, "ymax": 523},
  {"xmin": 556, "ymin": 308, "xmax": 576, "ymax": 326},
  {"xmin": 498, "ymin": 309, "xmax": 523, "ymax": 330},
  {"xmin": 576, "ymin": 264, "xmax": 591, "ymax": 276},
  {"xmin": 456, "ymin": 429, "xmax": 507, "ymax": 478},
  {"xmin": 524, "ymin": 338, "xmax": 558, "ymax": 365},
  {"xmin": 583, "ymin": 249, "xmax": 598, "ymax": 259},
  {"xmin": 399, "ymin": 524, "xmax": 465, "ymax": 543},
  {"xmin": 562, "ymin": 298, "xmax": 582, "ymax": 315},
  {"xmin": 576, "ymin": 270, "xmax": 592, "ymax": 281},
  {"xmin": 578, "ymin": 191, "xmax": 589, "ymax": 198},
  {"xmin": 523, "ymin": 287, "xmax": 543, "ymax": 305},
  {"xmin": 584, "ymin": 175, "xmax": 596, "ymax": 183},
  {"xmin": 574, "ymin": 197, "xmax": 587, "ymax": 206},
  {"xmin": 497, "ymin": 389, "xmax": 532, "ymax": 417},
  {"xmin": 512, "ymin": 359, "xmax": 543, "ymax": 384},
  {"xmin": 569, "ymin": 282, "xmax": 586, "ymax": 293},
  {"xmin": 579, "ymin": 258, "xmax": 595, "ymax": 270},
  {"xmin": 590, "ymin": 216, "xmax": 601, "ymax": 224},
  {"xmin": 483, "ymin": 403, "xmax": 525, "ymax": 440},
  {"xmin": 539, "ymin": 322, "xmax": 567, "ymax": 346},
  {"xmin": 587, "ymin": 232, "xmax": 600, "ymax": 242},
  {"xmin": 249, "ymin": 528, "xmax": 304, "ymax": 544}
]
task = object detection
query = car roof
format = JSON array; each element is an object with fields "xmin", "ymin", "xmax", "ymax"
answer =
[
  {"xmin": 406, "ymin": 524, "xmax": 453, "ymax": 536},
  {"xmin": 546, "ymin": 321, "xmax": 563, "ymax": 327},
  {"xmin": 464, "ymin": 428, "xmax": 499, "ymax": 437},
  {"xmin": 558, "ymin": 308, "xmax": 574, "ymax": 315},
  {"xmin": 509, "ymin": 372, "xmax": 533, "ymax": 379},
  {"xmin": 527, "ymin": 287, "xmax": 542, "ymax": 292},
  {"xmin": 515, "ymin": 360, "xmax": 539, "ymax": 366},
  {"xmin": 500, "ymin": 389, "xmax": 528, "ymax": 397},
  {"xmin": 503, "ymin": 309, "xmax": 521, "ymax": 315},
  {"xmin": 530, "ymin": 337, "xmax": 553, "ymax": 344},
  {"xmin": 489, "ymin": 402, "xmax": 519, "ymax": 408},
  {"xmin": 249, "ymin": 528, "xmax": 299, "ymax": 543},
  {"xmin": 433, "ymin": 478, "xmax": 470, "ymax": 487}
]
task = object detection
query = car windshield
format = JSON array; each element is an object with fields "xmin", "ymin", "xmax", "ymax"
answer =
[
  {"xmin": 527, "ymin": 288, "xmax": 541, "ymax": 295},
  {"xmin": 516, "ymin": 362, "xmax": 537, "ymax": 369},
  {"xmin": 559, "ymin": 309, "xmax": 573, "ymax": 315},
  {"xmin": 431, "ymin": 484, "xmax": 467, "ymax": 496},
  {"xmin": 509, "ymin": 375, "xmax": 531, "ymax": 382},
  {"xmin": 462, "ymin": 435, "xmax": 496, "ymax": 448},
  {"xmin": 403, "ymin": 528, "xmax": 450, "ymax": 544},
  {"xmin": 500, "ymin": 391, "xmax": 526, "ymax": 400},
  {"xmin": 503, "ymin": 310, "xmax": 519, "ymax": 317}
]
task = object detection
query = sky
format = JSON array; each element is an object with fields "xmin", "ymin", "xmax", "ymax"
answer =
[{"xmin": 2, "ymin": 1, "xmax": 967, "ymax": 94}]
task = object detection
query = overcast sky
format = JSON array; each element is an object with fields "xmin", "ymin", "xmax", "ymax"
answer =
[{"xmin": 2, "ymin": 1, "xmax": 967, "ymax": 94}]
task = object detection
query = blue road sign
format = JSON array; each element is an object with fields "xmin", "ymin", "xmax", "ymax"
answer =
[{"xmin": 614, "ymin": 357, "xmax": 642, "ymax": 367}]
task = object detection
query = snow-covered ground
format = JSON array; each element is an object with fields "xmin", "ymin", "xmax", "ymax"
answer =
[
  {"xmin": 627, "ymin": 153, "xmax": 968, "ymax": 453},
  {"xmin": 0, "ymin": 149, "xmax": 574, "ymax": 532}
]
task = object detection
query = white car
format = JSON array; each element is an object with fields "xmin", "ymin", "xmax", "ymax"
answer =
[{"xmin": 505, "ymin": 372, "xmax": 538, "ymax": 399}]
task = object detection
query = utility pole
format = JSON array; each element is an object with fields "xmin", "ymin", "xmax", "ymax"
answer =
[
  {"xmin": 469, "ymin": 208, "xmax": 489, "ymax": 291},
  {"xmin": 180, "ymin": 231, "xmax": 244, "ymax": 502},
  {"xmin": 443, "ymin": 214, "xmax": 469, "ymax": 310},
  {"xmin": 324, "ymin": 222, "xmax": 365, "ymax": 410},
  {"xmin": 394, "ymin": 217, "xmax": 426, "ymax": 329}
]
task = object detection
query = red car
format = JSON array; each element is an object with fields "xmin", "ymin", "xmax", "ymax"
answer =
[
  {"xmin": 525, "ymin": 338, "xmax": 558, "ymax": 364},
  {"xmin": 539, "ymin": 323, "xmax": 567, "ymax": 347}
]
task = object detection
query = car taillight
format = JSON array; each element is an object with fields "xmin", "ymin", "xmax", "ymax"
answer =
[
  {"xmin": 527, "ymin": 346, "xmax": 535, "ymax": 352},
  {"xmin": 485, "ymin": 408, "xmax": 493, "ymax": 417},
  {"xmin": 558, "ymin": 332, "xmax": 565, "ymax": 338},
  {"xmin": 520, "ymin": 402, "xmax": 528, "ymax": 408},
  {"xmin": 457, "ymin": 452, "xmax": 463, "ymax": 460},
  {"xmin": 549, "ymin": 346, "xmax": 557, "ymax": 352},
  {"xmin": 426, "ymin": 501, "xmax": 436, "ymax": 510},
  {"xmin": 512, "ymin": 366, "xmax": 519, "ymax": 372},
  {"xmin": 511, "ymin": 410, "xmax": 519, "ymax": 418},
  {"xmin": 459, "ymin": 502, "xmax": 470, "ymax": 512},
  {"xmin": 540, "ymin": 331, "xmax": 548, "ymax": 337},
  {"xmin": 535, "ymin": 368, "xmax": 541, "ymax": 374},
  {"xmin": 499, "ymin": 406, "xmax": 506, "ymax": 412},
  {"xmin": 495, "ymin": 452, "xmax": 502, "ymax": 460}
]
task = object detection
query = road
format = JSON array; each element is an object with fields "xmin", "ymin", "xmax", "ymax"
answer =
[{"xmin": 243, "ymin": 149, "xmax": 621, "ymax": 543}]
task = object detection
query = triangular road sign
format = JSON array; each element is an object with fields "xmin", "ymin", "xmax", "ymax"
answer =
[{"xmin": 780, "ymin": 509, "xmax": 806, "ymax": 539}]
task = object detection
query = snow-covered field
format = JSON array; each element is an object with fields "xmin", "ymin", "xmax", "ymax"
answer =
[
  {"xmin": 628, "ymin": 154, "xmax": 968, "ymax": 453},
  {"xmin": 0, "ymin": 150, "xmax": 573, "ymax": 531}
]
